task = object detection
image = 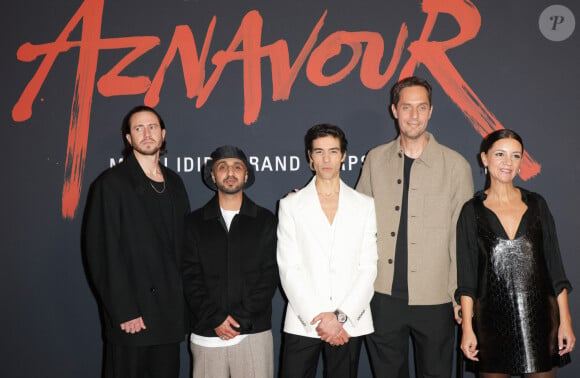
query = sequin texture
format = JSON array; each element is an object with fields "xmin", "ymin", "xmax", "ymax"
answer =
[{"xmin": 472, "ymin": 196, "xmax": 561, "ymax": 374}]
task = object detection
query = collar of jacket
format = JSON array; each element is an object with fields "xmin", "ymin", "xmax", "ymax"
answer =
[
  {"xmin": 474, "ymin": 186, "xmax": 531, "ymax": 204},
  {"xmin": 395, "ymin": 131, "xmax": 440, "ymax": 168},
  {"xmin": 202, "ymin": 193, "xmax": 258, "ymax": 220}
]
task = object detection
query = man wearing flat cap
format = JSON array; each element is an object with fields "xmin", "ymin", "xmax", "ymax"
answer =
[{"xmin": 182, "ymin": 145, "xmax": 278, "ymax": 377}]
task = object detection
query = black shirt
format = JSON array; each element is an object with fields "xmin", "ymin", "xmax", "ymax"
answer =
[{"xmin": 391, "ymin": 154, "xmax": 414, "ymax": 299}]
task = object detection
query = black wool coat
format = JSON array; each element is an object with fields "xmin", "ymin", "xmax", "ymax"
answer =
[
  {"xmin": 83, "ymin": 153, "xmax": 190, "ymax": 346},
  {"xmin": 182, "ymin": 194, "xmax": 278, "ymax": 337}
]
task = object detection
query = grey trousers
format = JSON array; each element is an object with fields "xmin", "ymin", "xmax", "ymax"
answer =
[{"xmin": 190, "ymin": 330, "xmax": 274, "ymax": 378}]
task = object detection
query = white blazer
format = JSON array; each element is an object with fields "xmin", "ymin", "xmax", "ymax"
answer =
[{"xmin": 277, "ymin": 177, "xmax": 378, "ymax": 338}]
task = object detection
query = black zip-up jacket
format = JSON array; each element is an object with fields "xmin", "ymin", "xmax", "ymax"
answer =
[{"xmin": 182, "ymin": 194, "xmax": 278, "ymax": 336}]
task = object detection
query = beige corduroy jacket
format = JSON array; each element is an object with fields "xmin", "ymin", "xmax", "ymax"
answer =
[{"xmin": 356, "ymin": 132, "xmax": 474, "ymax": 305}]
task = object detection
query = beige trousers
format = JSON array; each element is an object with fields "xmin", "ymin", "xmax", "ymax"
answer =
[{"xmin": 190, "ymin": 330, "xmax": 274, "ymax": 378}]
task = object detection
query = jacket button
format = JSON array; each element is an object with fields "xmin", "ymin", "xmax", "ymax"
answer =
[
  {"xmin": 150, "ymin": 287, "xmax": 157, "ymax": 294},
  {"xmin": 395, "ymin": 206, "xmax": 400, "ymax": 211},
  {"xmin": 388, "ymin": 259, "xmax": 393, "ymax": 264},
  {"xmin": 397, "ymin": 179, "xmax": 402, "ymax": 184},
  {"xmin": 390, "ymin": 232, "xmax": 396, "ymax": 237}
]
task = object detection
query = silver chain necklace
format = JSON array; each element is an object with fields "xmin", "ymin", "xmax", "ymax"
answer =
[{"xmin": 150, "ymin": 180, "xmax": 166, "ymax": 194}]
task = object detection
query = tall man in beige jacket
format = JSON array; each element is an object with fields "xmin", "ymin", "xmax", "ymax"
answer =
[{"xmin": 357, "ymin": 76, "xmax": 473, "ymax": 378}]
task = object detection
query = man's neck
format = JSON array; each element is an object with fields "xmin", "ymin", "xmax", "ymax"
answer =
[
  {"xmin": 315, "ymin": 175, "xmax": 340, "ymax": 225},
  {"xmin": 218, "ymin": 191, "xmax": 243, "ymax": 211},
  {"xmin": 133, "ymin": 151, "xmax": 163, "ymax": 179},
  {"xmin": 400, "ymin": 133, "xmax": 429, "ymax": 159},
  {"xmin": 315, "ymin": 176, "xmax": 341, "ymax": 195}
]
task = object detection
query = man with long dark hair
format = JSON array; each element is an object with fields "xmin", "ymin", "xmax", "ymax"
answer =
[{"xmin": 84, "ymin": 105, "xmax": 190, "ymax": 378}]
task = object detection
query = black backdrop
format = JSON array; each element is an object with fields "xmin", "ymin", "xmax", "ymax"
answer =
[{"xmin": 2, "ymin": 1, "xmax": 579, "ymax": 376}]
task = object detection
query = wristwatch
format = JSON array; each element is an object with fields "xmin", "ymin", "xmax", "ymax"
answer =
[{"xmin": 333, "ymin": 310, "xmax": 347, "ymax": 323}]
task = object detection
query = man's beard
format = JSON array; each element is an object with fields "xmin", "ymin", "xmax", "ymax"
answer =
[
  {"xmin": 133, "ymin": 141, "xmax": 162, "ymax": 156},
  {"xmin": 216, "ymin": 177, "xmax": 243, "ymax": 194}
]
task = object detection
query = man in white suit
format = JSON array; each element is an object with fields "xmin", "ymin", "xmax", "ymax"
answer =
[{"xmin": 277, "ymin": 124, "xmax": 378, "ymax": 378}]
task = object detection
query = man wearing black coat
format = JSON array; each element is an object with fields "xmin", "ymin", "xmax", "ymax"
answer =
[
  {"xmin": 182, "ymin": 145, "xmax": 278, "ymax": 377},
  {"xmin": 84, "ymin": 106, "xmax": 190, "ymax": 378}
]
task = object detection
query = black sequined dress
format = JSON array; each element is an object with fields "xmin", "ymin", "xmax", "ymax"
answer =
[{"xmin": 456, "ymin": 189, "xmax": 572, "ymax": 374}]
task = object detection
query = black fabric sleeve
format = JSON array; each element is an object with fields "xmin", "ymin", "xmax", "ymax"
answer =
[
  {"xmin": 182, "ymin": 217, "xmax": 228, "ymax": 333},
  {"xmin": 84, "ymin": 177, "xmax": 141, "ymax": 325},
  {"xmin": 535, "ymin": 194, "xmax": 573, "ymax": 296},
  {"xmin": 455, "ymin": 200, "xmax": 479, "ymax": 303},
  {"xmin": 231, "ymin": 213, "xmax": 279, "ymax": 320}
]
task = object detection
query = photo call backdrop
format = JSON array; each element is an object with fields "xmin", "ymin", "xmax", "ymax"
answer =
[{"xmin": 2, "ymin": 0, "xmax": 579, "ymax": 377}]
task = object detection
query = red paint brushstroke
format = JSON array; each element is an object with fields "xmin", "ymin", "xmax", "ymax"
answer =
[
  {"xmin": 12, "ymin": 0, "xmax": 540, "ymax": 218},
  {"xmin": 400, "ymin": 0, "xmax": 540, "ymax": 179}
]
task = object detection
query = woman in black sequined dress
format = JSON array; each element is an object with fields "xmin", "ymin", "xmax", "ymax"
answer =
[{"xmin": 455, "ymin": 129, "xmax": 575, "ymax": 377}]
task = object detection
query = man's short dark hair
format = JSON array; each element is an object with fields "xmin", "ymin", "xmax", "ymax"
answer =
[
  {"xmin": 391, "ymin": 76, "xmax": 432, "ymax": 107},
  {"xmin": 121, "ymin": 105, "xmax": 167, "ymax": 158},
  {"xmin": 304, "ymin": 124, "xmax": 348, "ymax": 161}
]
